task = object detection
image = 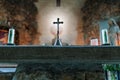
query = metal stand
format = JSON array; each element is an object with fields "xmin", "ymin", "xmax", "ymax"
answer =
[
  {"xmin": 7, "ymin": 43, "xmax": 15, "ymax": 45},
  {"xmin": 54, "ymin": 39, "xmax": 62, "ymax": 46}
]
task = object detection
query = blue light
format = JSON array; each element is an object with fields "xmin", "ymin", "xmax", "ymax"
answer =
[{"xmin": 0, "ymin": 68, "xmax": 16, "ymax": 73}]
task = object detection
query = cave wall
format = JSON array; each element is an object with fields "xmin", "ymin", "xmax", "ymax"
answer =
[
  {"xmin": 0, "ymin": 0, "xmax": 39, "ymax": 45},
  {"xmin": 12, "ymin": 71, "xmax": 104, "ymax": 80},
  {"xmin": 0, "ymin": 74, "xmax": 13, "ymax": 80},
  {"xmin": 81, "ymin": 0, "xmax": 120, "ymax": 45},
  {"xmin": 12, "ymin": 63, "xmax": 104, "ymax": 80}
]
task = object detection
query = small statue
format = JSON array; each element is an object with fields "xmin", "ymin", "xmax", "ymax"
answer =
[{"xmin": 108, "ymin": 18, "xmax": 120, "ymax": 45}]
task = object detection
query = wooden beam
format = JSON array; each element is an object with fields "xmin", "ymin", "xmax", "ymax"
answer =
[{"xmin": 0, "ymin": 45, "xmax": 119, "ymax": 64}]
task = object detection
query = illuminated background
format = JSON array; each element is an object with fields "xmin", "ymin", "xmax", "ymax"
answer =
[{"xmin": 36, "ymin": 0, "xmax": 85, "ymax": 45}]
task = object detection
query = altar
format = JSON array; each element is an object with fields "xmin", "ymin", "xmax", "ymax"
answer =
[
  {"xmin": 0, "ymin": 0, "xmax": 119, "ymax": 79},
  {"xmin": 0, "ymin": 45, "xmax": 120, "ymax": 64},
  {"xmin": 0, "ymin": 45, "xmax": 119, "ymax": 75}
]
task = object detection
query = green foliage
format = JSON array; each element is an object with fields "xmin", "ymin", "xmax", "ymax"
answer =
[{"xmin": 103, "ymin": 64, "xmax": 120, "ymax": 71}]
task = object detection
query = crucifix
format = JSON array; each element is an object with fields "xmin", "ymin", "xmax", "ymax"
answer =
[
  {"xmin": 53, "ymin": 18, "xmax": 63, "ymax": 45},
  {"xmin": 53, "ymin": 18, "xmax": 63, "ymax": 40}
]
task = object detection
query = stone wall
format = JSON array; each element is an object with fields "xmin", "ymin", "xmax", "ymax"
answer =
[
  {"xmin": 0, "ymin": 0, "xmax": 39, "ymax": 45},
  {"xmin": 12, "ymin": 71, "xmax": 104, "ymax": 80},
  {"xmin": 81, "ymin": 0, "xmax": 120, "ymax": 45},
  {"xmin": 0, "ymin": 73, "xmax": 13, "ymax": 80},
  {"xmin": 10, "ymin": 63, "xmax": 104, "ymax": 80}
]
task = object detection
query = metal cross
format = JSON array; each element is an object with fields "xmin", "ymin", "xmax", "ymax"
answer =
[{"xmin": 53, "ymin": 18, "xmax": 63, "ymax": 40}]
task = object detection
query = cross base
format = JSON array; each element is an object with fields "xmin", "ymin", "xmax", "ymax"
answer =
[
  {"xmin": 102, "ymin": 43, "xmax": 110, "ymax": 45},
  {"xmin": 7, "ymin": 43, "xmax": 15, "ymax": 45},
  {"xmin": 54, "ymin": 39, "xmax": 62, "ymax": 46}
]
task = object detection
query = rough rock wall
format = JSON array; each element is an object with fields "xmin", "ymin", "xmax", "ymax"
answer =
[
  {"xmin": 12, "ymin": 64, "xmax": 104, "ymax": 80},
  {"xmin": 81, "ymin": 0, "xmax": 120, "ymax": 45},
  {"xmin": 0, "ymin": 0, "xmax": 39, "ymax": 45},
  {"xmin": 0, "ymin": 74, "xmax": 13, "ymax": 80}
]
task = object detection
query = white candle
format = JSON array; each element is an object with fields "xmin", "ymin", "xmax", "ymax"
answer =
[
  {"xmin": 8, "ymin": 27, "xmax": 15, "ymax": 44},
  {"xmin": 101, "ymin": 29, "xmax": 109, "ymax": 45}
]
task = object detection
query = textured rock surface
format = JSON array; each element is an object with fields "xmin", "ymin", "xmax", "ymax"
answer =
[
  {"xmin": 12, "ymin": 63, "xmax": 104, "ymax": 80},
  {"xmin": 0, "ymin": 74, "xmax": 13, "ymax": 80},
  {"xmin": 0, "ymin": 0, "xmax": 39, "ymax": 45}
]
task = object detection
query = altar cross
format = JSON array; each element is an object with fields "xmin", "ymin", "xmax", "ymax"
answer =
[{"xmin": 53, "ymin": 18, "xmax": 63, "ymax": 40}]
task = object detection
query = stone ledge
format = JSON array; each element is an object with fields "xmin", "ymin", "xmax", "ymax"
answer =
[{"xmin": 0, "ymin": 45, "xmax": 119, "ymax": 63}]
